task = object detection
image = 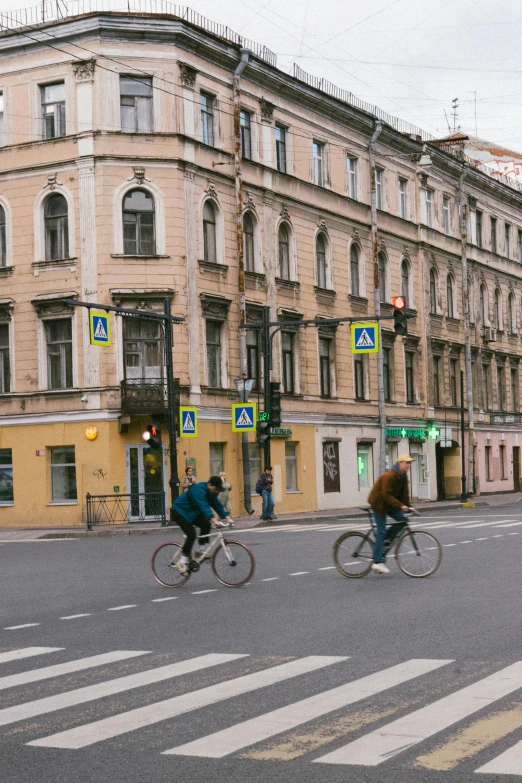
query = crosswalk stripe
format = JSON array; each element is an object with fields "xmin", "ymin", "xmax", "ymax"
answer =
[
  {"xmin": 0, "ymin": 653, "xmax": 245, "ymax": 729},
  {"xmin": 0, "ymin": 648, "xmax": 63, "ymax": 665},
  {"xmin": 5, "ymin": 624, "xmax": 39, "ymax": 630},
  {"xmin": 163, "ymin": 658, "xmax": 452, "ymax": 759},
  {"xmin": 29, "ymin": 655, "xmax": 346, "ymax": 749},
  {"xmin": 475, "ymin": 730, "xmax": 522, "ymax": 774},
  {"xmin": 460, "ymin": 521, "xmax": 517, "ymax": 529},
  {"xmin": 313, "ymin": 662, "xmax": 522, "ymax": 767},
  {"xmin": 0, "ymin": 650, "xmax": 149, "ymax": 692},
  {"xmin": 493, "ymin": 521, "xmax": 522, "ymax": 528}
]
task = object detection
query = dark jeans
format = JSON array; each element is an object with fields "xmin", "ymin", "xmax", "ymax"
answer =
[
  {"xmin": 373, "ymin": 508, "xmax": 407, "ymax": 564},
  {"xmin": 172, "ymin": 511, "xmax": 212, "ymax": 557}
]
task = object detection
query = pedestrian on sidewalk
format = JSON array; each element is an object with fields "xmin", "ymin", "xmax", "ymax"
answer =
[
  {"xmin": 258, "ymin": 466, "xmax": 277, "ymax": 521},
  {"xmin": 367, "ymin": 454, "xmax": 413, "ymax": 575},
  {"xmin": 218, "ymin": 471, "xmax": 232, "ymax": 513},
  {"xmin": 180, "ymin": 466, "xmax": 197, "ymax": 493}
]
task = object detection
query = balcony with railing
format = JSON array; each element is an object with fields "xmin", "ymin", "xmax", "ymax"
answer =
[{"xmin": 120, "ymin": 378, "xmax": 168, "ymax": 414}]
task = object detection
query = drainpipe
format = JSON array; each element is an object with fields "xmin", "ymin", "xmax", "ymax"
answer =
[
  {"xmin": 459, "ymin": 168, "xmax": 475, "ymax": 495},
  {"xmin": 233, "ymin": 49, "xmax": 254, "ymax": 515},
  {"xmin": 369, "ymin": 120, "xmax": 385, "ymax": 474}
]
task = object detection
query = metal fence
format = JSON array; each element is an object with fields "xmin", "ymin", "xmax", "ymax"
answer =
[{"xmin": 85, "ymin": 491, "xmax": 167, "ymax": 529}]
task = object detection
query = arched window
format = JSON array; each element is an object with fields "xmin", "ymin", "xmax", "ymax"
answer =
[
  {"xmin": 508, "ymin": 293, "xmax": 516, "ymax": 333},
  {"xmin": 350, "ymin": 244, "xmax": 360, "ymax": 297},
  {"xmin": 429, "ymin": 268, "xmax": 437, "ymax": 314},
  {"xmin": 243, "ymin": 213, "xmax": 255, "ymax": 273},
  {"xmin": 278, "ymin": 223, "xmax": 290, "ymax": 280},
  {"xmin": 0, "ymin": 206, "xmax": 5, "ymax": 268},
  {"xmin": 447, "ymin": 274, "xmax": 455, "ymax": 318},
  {"xmin": 202, "ymin": 201, "xmax": 217, "ymax": 264},
  {"xmin": 401, "ymin": 260, "xmax": 410, "ymax": 304},
  {"xmin": 123, "ymin": 189, "xmax": 155, "ymax": 256},
  {"xmin": 378, "ymin": 252, "xmax": 387, "ymax": 303},
  {"xmin": 316, "ymin": 233, "xmax": 327, "ymax": 289},
  {"xmin": 480, "ymin": 285, "xmax": 488, "ymax": 324},
  {"xmin": 494, "ymin": 289, "xmax": 502, "ymax": 330},
  {"xmin": 45, "ymin": 194, "xmax": 69, "ymax": 261}
]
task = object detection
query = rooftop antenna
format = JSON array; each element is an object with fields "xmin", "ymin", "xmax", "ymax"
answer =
[{"xmin": 451, "ymin": 97, "xmax": 459, "ymax": 134}]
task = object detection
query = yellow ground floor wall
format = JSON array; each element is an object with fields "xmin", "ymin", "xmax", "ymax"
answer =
[{"xmin": 0, "ymin": 416, "xmax": 317, "ymax": 527}]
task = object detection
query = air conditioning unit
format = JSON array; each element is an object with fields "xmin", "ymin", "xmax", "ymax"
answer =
[{"xmin": 483, "ymin": 327, "xmax": 496, "ymax": 343}]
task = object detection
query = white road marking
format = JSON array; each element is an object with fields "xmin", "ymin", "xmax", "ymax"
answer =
[
  {"xmin": 458, "ymin": 522, "xmax": 505, "ymax": 529},
  {"xmin": 60, "ymin": 614, "xmax": 91, "ymax": 620},
  {"xmin": 151, "ymin": 597, "xmax": 178, "ymax": 602},
  {"xmin": 507, "ymin": 532, "xmax": 520, "ymax": 536},
  {"xmin": 165, "ymin": 658, "xmax": 452, "ymax": 759},
  {"xmin": 192, "ymin": 590, "xmax": 217, "ymax": 595},
  {"xmin": 4, "ymin": 624, "xmax": 39, "ymax": 630},
  {"xmin": 444, "ymin": 544, "xmax": 457, "ymax": 547},
  {"xmin": 459, "ymin": 541, "xmax": 473, "ymax": 544},
  {"xmin": 0, "ymin": 650, "xmax": 148, "ymax": 692},
  {"xmin": 107, "ymin": 605, "xmax": 137, "ymax": 611},
  {"xmin": 314, "ymin": 662, "xmax": 522, "ymax": 767},
  {"xmin": 261, "ymin": 578, "xmax": 279, "ymax": 582},
  {"xmin": 493, "ymin": 521, "xmax": 522, "ymax": 528},
  {"xmin": 0, "ymin": 648, "xmax": 63, "ymax": 664},
  {"xmin": 475, "ymin": 537, "xmax": 488, "ymax": 541},
  {"xmin": 289, "ymin": 571, "xmax": 309, "ymax": 576},
  {"xmin": 0, "ymin": 654, "xmax": 245, "ymax": 730},
  {"xmin": 476, "ymin": 735, "xmax": 522, "ymax": 775},
  {"xmin": 0, "ymin": 538, "xmax": 78, "ymax": 543},
  {"xmin": 318, "ymin": 566, "xmax": 336, "ymax": 571},
  {"xmin": 491, "ymin": 534, "xmax": 504, "ymax": 538},
  {"xmin": 30, "ymin": 655, "xmax": 346, "ymax": 749}
]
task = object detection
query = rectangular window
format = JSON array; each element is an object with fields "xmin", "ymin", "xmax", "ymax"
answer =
[
  {"xmin": 248, "ymin": 443, "xmax": 262, "ymax": 494},
  {"xmin": 375, "ymin": 168, "xmax": 383, "ymax": 210},
  {"xmin": 0, "ymin": 92, "xmax": 4, "ymax": 147},
  {"xmin": 312, "ymin": 141, "xmax": 324, "ymax": 186},
  {"xmin": 0, "ymin": 448, "xmax": 13, "ymax": 504},
  {"xmin": 323, "ymin": 441, "xmax": 340, "ymax": 493},
  {"xmin": 50, "ymin": 446, "xmax": 77, "ymax": 502},
  {"xmin": 123, "ymin": 319, "xmax": 162, "ymax": 381},
  {"xmin": 354, "ymin": 354, "xmax": 365, "ymax": 400},
  {"xmin": 443, "ymin": 196, "xmax": 450, "ymax": 234},
  {"xmin": 275, "ymin": 125, "xmax": 287, "ymax": 173},
  {"xmin": 41, "ymin": 82, "xmax": 66, "ymax": 140},
  {"xmin": 383, "ymin": 346, "xmax": 392, "ymax": 402},
  {"xmin": 483, "ymin": 363, "xmax": 490, "ymax": 410},
  {"xmin": 433, "ymin": 355, "xmax": 441, "ymax": 406},
  {"xmin": 209, "ymin": 442, "xmax": 225, "ymax": 476},
  {"xmin": 285, "ymin": 442, "xmax": 298, "ymax": 491},
  {"xmin": 398, "ymin": 178, "xmax": 407, "ymax": 219},
  {"xmin": 246, "ymin": 327, "xmax": 261, "ymax": 391},
  {"xmin": 319, "ymin": 337, "xmax": 331, "ymax": 398},
  {"xmin": 200, "ymin": 92, "xmax": 215, "ymax": 146},
  {"xmin": 485, "ymin": 445, "xmax": 492, "ymax": 481},
  {"xmin": 423, "ymin": 188, "xmax": 433, "ymax": 227},
  {"xmin": 405, "ymin": 351, "xmax": 415, "ymax": 403},
  {"xmin": 500, "ymin": 444, "xmax": 506, "ymax": 480},
  {"xmin": 240, "ymin": 110, "xmax": 251, "ymax": 159},
  {"xmin": 449, "ymin": 358, "xmax": 458, "ymax": 407},
  {"xmin": 511, "ymin": 366, "xmax": 519, "ymax": 412},
  {"xmin": 491, "ymin": 217, "xmax": 497, "ymax": 253},
  {"xmin": 476, "ymin": 210, "xmax": 483, "ymax": 248},
  {"xmin": 497, "ymin": 364, "xmax": 505, "ymax": 410},
  {"xmin": 120, "ymin": 76, "xmax": 153, "ymax": 133},
  {"xmin": 505, "ymin": 223, "xmax": 511, "ymax": 258},
  {"xmin": 205, "ymin": 320, "xmax": 222, "ymax": 388},
  {"xmin": 46, "ymin": 318, "xmax": 73, "ymax": 390},
  {"xmin": 357, "ymin": 444, "xmax": 373, "ymax": 490},
  {"xmin": 0, "ymin": 323, "xmax": 10, "ymax": 394},
  {"xmin": 282, "ymin": 331, "xmax": 295, "ymax": 394},
  {"xmin": 518, "ymin": 229, "xmax": 522, "ymax": 263},
  {"xmin": 347, "ymin": 156, "xmax": 358, "ymax": 199}
]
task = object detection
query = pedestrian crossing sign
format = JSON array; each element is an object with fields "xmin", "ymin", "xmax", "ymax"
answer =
[
  {"xmin": 89, "ymin": 311, "xmax": 111, "ymax": 347},
  {"xmin": 232, "ymin": 402, "xmax": 257, "ymax": 432},
  {"xmin": 351, "ymin": 322, "xmax": 379, "ymax": 354},
  {"xmin": 179, "ymin": 406, "xmax": 198, "ymax": 438}
]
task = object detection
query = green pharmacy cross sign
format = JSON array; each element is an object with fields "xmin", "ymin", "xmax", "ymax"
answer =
[{"xmin": 386, "ymin": 427, "xmax": 440, "ymax": 440}]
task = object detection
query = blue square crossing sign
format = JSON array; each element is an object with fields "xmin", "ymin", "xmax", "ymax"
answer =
[
  {"xmin": 89, "ymin": 311, "xmax": 110, "ymax": 347},
  {"xmin": 351, "ymin": 322, "xmax": 379, "ymax": 354},
  {"xmin": 179, "ymin": 406, "xmax": 198, "ymax": 438},
  {"xmin": 231, "ymin": 403, "xmax": 257, "ymax": 433}
]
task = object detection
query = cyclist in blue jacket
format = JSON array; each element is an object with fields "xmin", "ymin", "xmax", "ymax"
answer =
[{"xmin": 171, "ymin": 476, "xmax": 234, "ymax": 573}]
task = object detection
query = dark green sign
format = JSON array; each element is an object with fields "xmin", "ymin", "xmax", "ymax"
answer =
[
  {"xmin": 386, "ymin": 427, "xmax": 439, "ymax": 440},
  {"xmin": 271, "ymin": 428, "xmax": 292, "ymax": 438}
]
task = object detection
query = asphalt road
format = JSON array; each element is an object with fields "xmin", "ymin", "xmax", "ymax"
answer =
[{"xmin": 1, "ymin": 503, "xmax": 522, "ymax": 782}]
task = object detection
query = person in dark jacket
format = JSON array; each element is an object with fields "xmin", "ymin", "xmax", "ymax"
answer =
[
  {"xmin": 171, "ymin": 476, "xmax": 234, "ymax": 573},
  {"xmin": 367, "ymin": 454, "xmax": 413, "ymax": 574}
]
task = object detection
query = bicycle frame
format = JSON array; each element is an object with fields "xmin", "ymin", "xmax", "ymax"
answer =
[
  {"xmin": 181, "ymin": 526, "xmax": 233, "ymax": 570},
  {"xmin": 356, "ymin": 508, "xmax": 419, "ymax": 557}
]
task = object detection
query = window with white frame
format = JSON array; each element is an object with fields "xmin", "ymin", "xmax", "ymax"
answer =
[
  {"xmin": 319, "ymin": 337, "xmax": 332, "ymax": 398},
  {"xmin": 476, "ymin": 210, "xmax": 483, "ymax": 248},
  {"xmin": 202, "ymin": 201, "xmax": 217, "ymax": 264},
  {"xmin": 347, "ymin": 156, "xmax": 357, "ymax": 199},
  {"xmin": 354, "ymin": 353, "xmax": 366, "ymax": 400},
  {"xmin": 123, "ymin": 318, "xmax": 163, "ymax": 381},
  {"xmin": 505, "ymin": 223, "xmax": 511, "ymax": 258},
  {"xmin": 433, "ymin": 354, "xmax": 441, "ymax": 406},
  {"xmin": 375, "ymin": 168, "xmax": 383, "ymax": 210},
  {"xmin": 0, "ymin": 205, "xmax": 5, "ymax": 267},
  {"xmin": 511, "ymin": 366, "xmax": 519, "ymax": 412},
  {"xmin": 209, "ymin": 442, "xmax": 225, "ymax": 476},
  {"xmin": 312, "ymin": 140, "xmax": 324, "ymax": 186},
  {"xmin": 0, "ymin": 92, "xmax": 4, "ymax": 147},
  {"xmin": 0, "ymin": 324, "xmax": 10, "ymax": 394},
  {"xmin": 246, "ymin": 326, "xmax": 261, "ymax": 391},
  {"xmin": 248, "ymin": 443, "xmax": 263, "ymax": 493},
  {"xmin": 401, "ymin": 259, "xmax": 410, "ymax": 304},
  {"xmin": 518, "ymin": 229, "xmax": 522, "ymax": 263},
  {"xmin": 0, "ymin": 448, "xmax": 13, "ymax": 504},
  {"xmin": 205, "ymin": 320, "xmax": 222, "ymax": 388},
  {"xmin": 120, "ymin": 76, "xmax": 153, "ymax": 133},
  {"xmin": 350, "ymin": 244, "xmax": 360, "ymax": 297},
  {"xmin": 429, "ymin": 268, "xmax": 438, "ymax": 314},
  {"xmin": 398, "ymin": 177, "xmax": 407, "ymax": 219},
  {"xmin": 46, "ymin": 318, "xmax": 73, "ymax": 390},
  {"xmin": 316, "ymin": 233, "xmax": 327, "ymax": 289},
  {"xmin": 200, "ymin": 92, "xmax": 215, "ymax": 146},
  {"xmin": 285, "ymin": 442, "xmax": 298, "ymax": 491},
  {"xmin": 357, "ymin": 443, "xmax": 373, "ymax": 489},
  {"xmin": 44, "ymin": 194, "xmax": 69, "ymax": 261},
  {"xmin": 423, "ymin": 188, "xmax": 433, "ymax": 227},
  {"xmin": 378, "ymin": 252, "xmax": 387, "ymax": 303},
  {"xmin": 480, "ymin": 284, "xmax": 488, "ymax": 324},
  {"xmin": 494, "ymin": 289, "xmax": 503, "ymax": 330},
  {"xmin": 508, "ymin": 293, "xmax": 516, "ymax": 333},
  {"xmin": 243, "ymin": 213, "xmax": 255, "ymax": 273},
  {"xmin": 383, "ymin": 345, "xmax": 392, "ymax": 402},
  {"xmin": 278, "ymin": 223, "xmax": 291, "ymax": 279},
  {"xmin": 449, "ymin": 357, "xmax": 458, "ymax": 407},
  {"xmin": 447, "ymin": 274, "xmax": 455, "ymax": 318},
  {"xmin": 405, "ymin": 350, "xmax": 415, "ymax": 403},
  {"xmin": 240, "ymin": 110, "xmax": 251, "ymax": 159},
  {"xmin": 491, "ymin": 217, "xmax": 498, "ymax": 253},
  {"xmin": 442, "ymin": 195, "xmax": 450, "ymax": 234},
  {"xmin": 282, "ymin": 331, "xmax": 295, "ymax": 394},
  {"xmin": 275, "ymin": 125, "xmax": 287, "ymax": 173},
  {"xmin": 498, "ymin": 363, "xmax": 506, "ymax": 410},
  {"xmin": 123, "ymin": 189, "xmax": 155, "ymax": 256},
  {"xmin": 41, "ymin": 83, "xmax": 65, "ymax": 139},
  {"xmin": 50, "ymin": 446, "xmax": 77, "ymax": 503}
]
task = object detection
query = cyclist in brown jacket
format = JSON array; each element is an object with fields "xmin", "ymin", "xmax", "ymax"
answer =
[{"xmin": 367, "ymin": 454, "xmax": 413, "ymax": 574}]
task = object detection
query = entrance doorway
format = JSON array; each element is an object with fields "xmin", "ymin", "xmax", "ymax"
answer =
[
  {"xmin": 410, "ymin": 444, "xmax": 429, "ymax": 500},
  {"xmin": 514, "ymin": 447, "xmax": 521, "ymax": 492},
  {"xmin": 126, "ymin": 444, "xmax": 167, "ymax": 520}
]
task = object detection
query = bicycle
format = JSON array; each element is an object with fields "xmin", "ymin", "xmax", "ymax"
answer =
[
  {"xmin": 333, "ymin": 507, "xmax": 442, "ymax": 578},
  {"xmin": 151, "ymin": 522, "xmax": 255, "ymax": 588}
]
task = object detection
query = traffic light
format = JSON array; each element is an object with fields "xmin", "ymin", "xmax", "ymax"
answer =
[
  {"xmin": 269, "ymin": 382, "xmax": 282, "ymax": 427},
  {"xmin": 142, "ymin": 420, "xmax": 162, "ymax": 450},
  {"xmin": 392, "ymin": 295, "xmax": 408, "ymax": 336},
  {"xmin": 256, "ymin": 418, "xmax": 270, "ymax": 448}
]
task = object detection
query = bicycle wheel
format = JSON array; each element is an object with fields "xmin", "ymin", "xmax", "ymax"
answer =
[
  {"xmin": 211, "ymin": 540, "xmax": 255, "ymax": 587},
  {"xmin": 395, "ymin": 530, "xmax": 442, "ymax": 578},
  {"xmin": 333, "ymin": 531, "xmax": 374, "ymax": 578},
  {"xmin": 151, "ymin": 542, "xmax": 191, "ymax": 588}
]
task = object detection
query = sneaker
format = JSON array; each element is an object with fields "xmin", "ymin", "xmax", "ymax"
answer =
[
  {"xmin": 371, "ymin": 563, "xmax": 391, "ymax": 575},
  {"xmin": 176, "ymin": 557, "xmax": 189, "ymax": 574},
  {"xmin": 269, "ymin": 515, "xmax": 278, "ymax": 520}
]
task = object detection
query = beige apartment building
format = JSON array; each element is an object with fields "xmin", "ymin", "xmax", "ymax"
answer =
[{"xmin": 0, "ymin": 1, "xmax": 522, "ymax": 526}]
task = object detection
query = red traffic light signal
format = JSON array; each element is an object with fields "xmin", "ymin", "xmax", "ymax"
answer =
[
  {"xmin": 391, "ymin": 296, "xmax": 406, "ymax": 310},
  {"xmin": 142, "ymin": 422, "xmax": 162, "ymax": 450},
  {"xmin": 391, "ymin": 296, "xmax": 408, "ymax": 336}
]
